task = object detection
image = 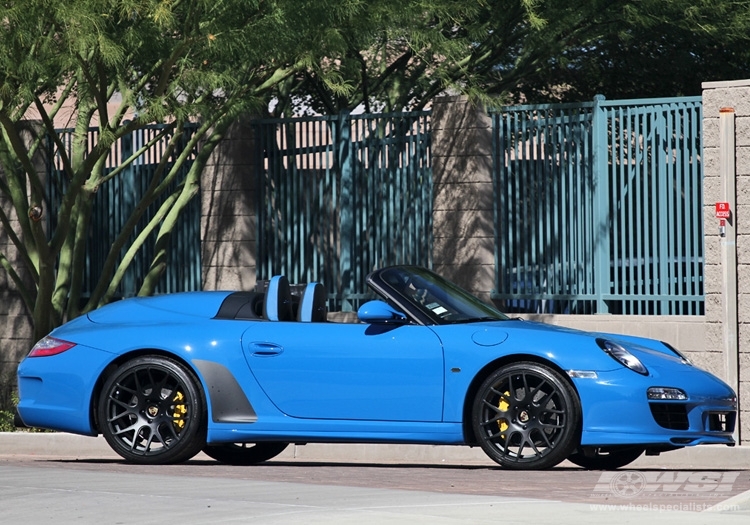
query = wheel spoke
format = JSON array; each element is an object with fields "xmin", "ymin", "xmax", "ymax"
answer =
[
  {"xmin": 481, "ymin": 398, "xmax": 504, "ymax": 417},
  {"xmin": 113, "ymin": 422, "xmax": 138, "ymax": 436},
  {"xmin": 528, "ymin": 378, "xmax": 548, "ymax": 402},
  {"xmin": 534, "ymin": 428, "xmax": 553, "ymax": 448},
  {"xmin": 534, "ymin": 389, "xmax": 555, "ymax": 408},
  {"xmin": 520, "ymin": 373, "xmax": 530, "ymax": 400}
]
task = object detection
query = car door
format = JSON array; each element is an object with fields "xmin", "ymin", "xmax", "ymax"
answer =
[{"xmin": 242, "ymin": 322, "xmax": 444, "ymax": 421}]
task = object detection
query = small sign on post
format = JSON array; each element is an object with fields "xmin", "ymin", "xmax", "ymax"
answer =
[{"xmin": 715, "ymin": 202, "xmax": 731, "ymax": 219}]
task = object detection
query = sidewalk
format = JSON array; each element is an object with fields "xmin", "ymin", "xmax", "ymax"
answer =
[{"xmin": 1, "ymin": 432, "xmax": 748, "ymax": 469}]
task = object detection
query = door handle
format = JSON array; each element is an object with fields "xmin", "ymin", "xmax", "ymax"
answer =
[{"xmin": 249, "ymin": 342, "xmax": 284, "ymax": 357}]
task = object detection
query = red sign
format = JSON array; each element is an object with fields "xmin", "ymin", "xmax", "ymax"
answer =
[{"xmin": 715, "ymin": 202, "xmax": 731, "ymax": 219}]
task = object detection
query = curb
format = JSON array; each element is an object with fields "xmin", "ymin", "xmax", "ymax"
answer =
[{"xmin": 1, "ymin": 432, "xmax": 748, "ymax": 469}]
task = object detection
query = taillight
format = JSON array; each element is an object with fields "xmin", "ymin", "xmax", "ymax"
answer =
[{"xmin": 28, "ymin": 336, "xmax": 76, "ymax": 357}]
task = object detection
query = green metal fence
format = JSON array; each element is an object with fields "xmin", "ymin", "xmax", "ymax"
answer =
[
  {"xmin": 46, "ymin": 124, "xmax": 201, "ymax": 299},
  {"xmin": 491, "ymin": 95, "xmax": 704, "ymax": 315},
  {"xmin": 254, "ymin": 111, "xmax": 432, "ymax": 310}
]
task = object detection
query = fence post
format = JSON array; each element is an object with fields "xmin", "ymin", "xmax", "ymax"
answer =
[
  {"xmin": 719, "ymin": 107, "xmax": 740, "ymax": 443},
  {"xmin": 335, "ymin": 110, "xmax": 353, "ymax": 311},
  {"xmin": 120, "ymin": 128, "xmax": 136, "ymax": 296},
  {"xmin": 592, "ymin": 95, "xmax": 610, "ymax": 313}
]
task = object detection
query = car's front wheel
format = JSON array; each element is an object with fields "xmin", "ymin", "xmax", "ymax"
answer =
[
  {"xmin": 567, "ymin": 446, "xmax": 645, "ymax": 470},
  {"xmin": 472, "ymin": 361, "xmax": 581, "ymax": 470},
  {"xmin": 98, "ymin": 356, "xmax": 206, "ymax": 464},
  {"xmin": 202, "ymin": 442, "xmax": 289, "ymax": 465}
]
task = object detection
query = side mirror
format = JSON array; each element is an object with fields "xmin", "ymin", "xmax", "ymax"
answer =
[{"xmin": 357, "ymin": 300, "xmax": 408, "ymax": 324}]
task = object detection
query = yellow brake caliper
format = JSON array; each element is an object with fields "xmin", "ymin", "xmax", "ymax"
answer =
[
  {"xmin": 173, "ymin": 391, "xmax": 187, "ymax": 430},
  {"xmin": 497, "ymin": 391, "xmax": 510, "ymax": 436}
]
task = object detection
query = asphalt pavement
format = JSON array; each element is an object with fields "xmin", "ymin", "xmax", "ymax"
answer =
[{"xmin": 2, "ymin": 433, "xmax": 750, "ymax": 524}]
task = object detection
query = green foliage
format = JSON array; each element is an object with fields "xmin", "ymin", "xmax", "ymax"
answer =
[
  {"xmin": 0, "ymin": 392, "xmax": 18, "ymax": 432},
  {"xmin": 0, "ymin": 0, "xmax": 315, "ymax": 340},
  {"xmin": 499, "ymin": 0, "xmax": 750, "ymax": 102},
  {"xmin": 273, "ymin": 0, "xmax": 750, "ymax": 111},
  {"xmin": 0, "ymin": 410, "xmax": 13, "ymax": 433}
]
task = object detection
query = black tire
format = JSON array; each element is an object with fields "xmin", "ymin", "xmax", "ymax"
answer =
[
  {"xmin": 472, "ymin": 361, "xmax": 581, "ymax": 470},
  {"xmin": 567, "ymin": 446, "xmax": 645, "ymax": 470},
  {"xmin": 98, "ymin": 356, "xmax": 207, "ymax": 464},
  {"xmin": 203, "ymin": 442, "xmax": 289, "ymax": 465}
]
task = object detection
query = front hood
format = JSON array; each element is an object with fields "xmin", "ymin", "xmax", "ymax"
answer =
[
  {"xmin": 500, "ymin": 319, "xmax": 684, "ymax": 360},
  {"xmin": 444, "ymin": 319, "xmax": 697, "ymax": 376}
]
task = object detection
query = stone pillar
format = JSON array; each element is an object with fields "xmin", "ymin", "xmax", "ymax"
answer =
[
  {"xmin": 201, "ymin": 117, "xmax": 258, "ymax": 291},
  {"xmin": 0, "ymin": 122, "xmax": 44, "ymax": 410},
  {"xmin": 0, "ymin": 199, "xmax": 34, "ymax": 409},
  {"xmin": 703, "ymin": 79, "xmax": 750, "ymax": 444},
  {"xmin": 431, "ymin": 96, "xmax": 495, "ymax": 302}
]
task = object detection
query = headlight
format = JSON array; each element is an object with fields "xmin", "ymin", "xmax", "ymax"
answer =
[
  {"xmin": 647, "ymin": 387, "xmax": 687, "ymax": 400},
  {"xmin": 596, "ymin": 338, "xmax": 649, "ymax": 375}
]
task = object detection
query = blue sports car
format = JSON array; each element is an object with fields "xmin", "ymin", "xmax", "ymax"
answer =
[{"xmin": 16, "ymin": 266, "xmax": 737, "ymax": 470}]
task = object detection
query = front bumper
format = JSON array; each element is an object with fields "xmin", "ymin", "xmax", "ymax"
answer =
[{"xmin": 573, "ymin": 366, "xmax": 736, "ymax": 447}]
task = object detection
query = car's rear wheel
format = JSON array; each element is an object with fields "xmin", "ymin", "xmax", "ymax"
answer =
[
  {"xmin": 98, "ymin": 356, "xmax": 206, "ymax": 464},
  {"xmin": 202, "ymin": 442, "xmax": 289, "ymax": 465},
  {"xmin": 567, "ymin": 446, "xmax": 645, "ymax": 470},
  {"xmin": 472, "ymin": 361, "xmax": 581, "ymax": 470}
]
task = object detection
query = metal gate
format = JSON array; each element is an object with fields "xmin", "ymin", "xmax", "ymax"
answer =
[
  {"xmin": 254, "ymin": 111, "xmax": 432, "ymax": 310},
  {"xmin": 491, "ymin": 95, "xmax": 703, "ymax": 315},
  {"xmin": 47, "ymin": 124, "xmax": 201, "ymax": 298}
]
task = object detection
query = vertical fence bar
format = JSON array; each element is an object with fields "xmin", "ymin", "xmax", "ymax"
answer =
[{"xmin": 592, "ymin": 95, "xmax": 610, "ymax": 313}]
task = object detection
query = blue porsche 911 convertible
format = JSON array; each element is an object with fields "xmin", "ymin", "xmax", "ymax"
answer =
[{"xmin": 16, "ymin": 266, "xmax": 737, "ymax": 470}]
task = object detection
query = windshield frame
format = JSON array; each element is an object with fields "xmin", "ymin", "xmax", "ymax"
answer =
[{"xmin": 366, "ymin": 266, "xmax": 509, "ymax": 326}]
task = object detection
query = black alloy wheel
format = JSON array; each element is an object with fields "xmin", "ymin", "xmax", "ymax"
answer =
[
  {"xmin": 202, "ymin": 442, "xmax": 289, "ymax": 465},
  {"xmin": 472, "ymin": 361, "xmax": 581, "ymax": 470},
  {"xmin": 98, "ymin": 356, "xmax": 206, "ymax": 464},
  {"xmin": 567, "ymin": 446, "xmax": 645, "ymax": 470}
]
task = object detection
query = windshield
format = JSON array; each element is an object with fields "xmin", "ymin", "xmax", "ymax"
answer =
[{"xmin": 376, "ymin": 266, "xmax": 508, "ymax": 325}]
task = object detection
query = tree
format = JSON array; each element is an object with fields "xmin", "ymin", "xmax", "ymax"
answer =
[
  {"xmin": 0, "ymin": 0, "xmax": 316, "ymax": 341},
  {"xmin": 272, "ymin": 0, "xmax": 632, "ymax": 115},
  {"xmin": 1, "ymin": 0, "xmax": 561, "ymax": 342},
  {"xmin": 269, "ymin": 0, "xmax": 560, "ymax": 115},
  {"xmin": 273, "ymin": 0, "xmax": 750, "ymax": 113},
  {"xmin": 7, "ymin": 0, "xmax": 739, "ymax": 344},
  {"xmin": 498, "ymin": 0, "xmax": 750, "ymax": 103}
]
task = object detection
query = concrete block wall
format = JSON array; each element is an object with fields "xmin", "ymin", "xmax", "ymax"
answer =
[
  {"xmin": 703, "ymin": 79, "xmax": 750, "ymax": 442},
  {"xmin": 431, "ymin": 96, "xmax": 496, "ymax": 302},
  {"xmin": 0, "ymin": 192, "xmax": 33, "ymax": 408},
  {"xmin": 200, "ymin": 117, "xmax": 258, "ymax": 292},
  {"xmin": 0, "ymin": 123, "xmax": 44, "ymax": 409}
]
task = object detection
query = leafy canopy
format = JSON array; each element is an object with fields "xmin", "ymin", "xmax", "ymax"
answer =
[{"xmin": 0, "ymin": 0, "xmax": 318, "ymax": 339}]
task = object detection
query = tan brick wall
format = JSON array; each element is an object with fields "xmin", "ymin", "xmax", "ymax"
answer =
[
  {"xmin": 703, "ymin": 79, "xmax": 750, "ymax": 443},
  {"xmin": 0, "ymin": 182, "xmax": 34, "ymax": 409},
  {"xmin": 201, "ymin": 118, "xmax": 258, "ymax": 291},
  {"xmin": 431, "ymin": 96, "xmax": 495, "ymax": 302}
]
